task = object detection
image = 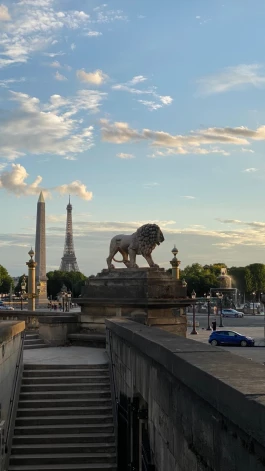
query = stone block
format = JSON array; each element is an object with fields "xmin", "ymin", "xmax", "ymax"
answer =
[{"xmin": 39, "ymin": 315, "xmax": 78, "ymax": 346}]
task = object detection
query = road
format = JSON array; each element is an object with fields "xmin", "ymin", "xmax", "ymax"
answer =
[
  {"xmin": 188, "ymin": 313, "xmax": 265, "ymax": 328},
  {"xmin": 187, "ymin": 314, "xmax": 265, "ymax": 365}
]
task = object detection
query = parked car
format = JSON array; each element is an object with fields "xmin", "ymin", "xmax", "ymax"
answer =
[
  {"xmin": 0, "ymin": 305, "xmax": 14, "ymax": 311},
  {"xmin": 209, "ymin": 330, "xmax": 254, "ymax": 347},
  {"xmin": 222, "ymin": 308, "xmax": 244, "ymax": 318}
]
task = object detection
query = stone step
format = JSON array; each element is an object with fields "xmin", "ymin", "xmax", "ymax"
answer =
[
  {"xmin": 14, "ymin": 423, "xmax": 114, "ymax": 435},
  {"xmin": 23, "ymin": 364, "xmax": 108, "ymax": 370},
  {"xmin": 9, "ymin": 453, "xmax": 116, "ymax": 465},
  {"xmin": 15, "ymin": 415, "xmax": 114, "ymax": 427},
  {"xmin": 22, "ymin": 369, "xmax": 109, "ymax": 377},
  {"xmin": 19, "ymin": 390, "xmax": 111, "ymax": 401},
  {"xmin": 12, "ymin": 443, "xmax": 116, "ymax": 454},
  {"xmin": 18, "ymin": 398, "xmax": 112, "ymax": 409},
  {"xmin": 24, "ymin": 344, "xmax": 48, "ymax": 350},
  {"xmin": 17, "ymin": 407, "xmax": 112, "ymax": 417},
  {"xmin": 12, "ymin": 433, "xmax": 115, "ymax": 445},
  {"xmin": 68, "ymin": 334, "xmax": 106, "ymax": 348},
  {"xmin": 21, "ymin": 383, "xmax": 110, "ymax": 392},
  {"xmin": 8, "ymin": 464, "xmax": 117, "ymax": 470},
  {"xmin": 24, "ymin": 339, "xmax": 44, "ymax": 345},
  {"xmin": 22, "ymin": 376, "xmax": 110, "ymax": 385},
  {"xmin": 25, "ymin": 334, "xmax": 39, "ymax": 340}
]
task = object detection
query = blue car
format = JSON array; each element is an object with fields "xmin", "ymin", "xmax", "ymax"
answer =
[{"xmin": 208, "ymin": 330, "xmax": 254, "ymax": 347}]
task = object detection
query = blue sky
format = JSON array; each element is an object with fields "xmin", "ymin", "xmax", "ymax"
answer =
[{"xmin": 1, "ymin": 0, "xmax": 265, "ymax": 276}]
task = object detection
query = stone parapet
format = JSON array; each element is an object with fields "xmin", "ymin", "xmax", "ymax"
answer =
[
  {"xmin": 107, "ymin": 318, "xmax": 265, "ymax": 470},
  {"xmin": 75, "ymin": 268, "xmax": 188, "ymax": 336}
]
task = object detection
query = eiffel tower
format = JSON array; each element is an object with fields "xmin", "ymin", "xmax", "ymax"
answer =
[{"xmin": 59, "ymin": 196, "xmax": 80, "ymax": 272}]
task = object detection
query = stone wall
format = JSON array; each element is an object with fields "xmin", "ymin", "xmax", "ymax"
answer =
[
  {"xmin": 107, "ymin": 318, "xmax": 265, "ymax": 471},
  {"xmin": 0, "ymin": 321, "xmax": 25, "ymax": 431}
]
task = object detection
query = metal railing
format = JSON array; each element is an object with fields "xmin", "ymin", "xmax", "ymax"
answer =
[{"xmin": 3, "ymin": 331, "xmax": 25, "ymax": 470}]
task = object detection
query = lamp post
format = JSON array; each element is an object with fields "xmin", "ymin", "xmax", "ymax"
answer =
[
  {"xmin": 26, "ymin": 249, "xmax": 40, "ymax": 311},
  {"xmin": 67, "ymin": 290, "xmax": 72, "ymax": 312},
  {"xmin": 190, "ymin": 289, "xmax": 198, "ymax": 335},
  {"xmin": 216, "ymin": 292, "xmax": 224, "ymax": 327},
  {"xmin": 252, "ymin": 291, "xmax": 256, "ymax": 316},
  {"xmin": 204, "ymin": 292, "xmax": 211, "ymax": 330},
  {"xmin": 20, "ymin": 275, "xmax": 26, "ymax": 311}
]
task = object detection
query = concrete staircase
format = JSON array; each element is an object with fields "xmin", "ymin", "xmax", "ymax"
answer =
[
  {"xmin": 24, "ymin": 331, "xmax": 48, "ymax": 350},
  {"xmin": 9, "ymin": 363, "xmax": 117, "ymax": 471}
]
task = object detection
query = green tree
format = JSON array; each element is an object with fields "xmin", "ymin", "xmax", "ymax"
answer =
[
  {"xmin": 0, "ymin": 265, "xmax": 14, "ymax": 294},
  {"xmin": 46, "ymin": 270, "xmax": 87, "ymax": 299},
  {"xmin": 180, "ymin": 263, "xmax": 220, "ymax": 296}
]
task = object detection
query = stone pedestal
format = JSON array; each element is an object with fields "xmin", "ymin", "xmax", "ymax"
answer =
[{"xmin": 76, "ymin": 268, "xmax": 189, "ymax": 337}]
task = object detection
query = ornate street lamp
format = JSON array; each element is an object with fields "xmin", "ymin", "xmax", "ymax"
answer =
[
  {"xmin": 252, "ymin": 291, "xmax": 256, "ymax": 316},
  {"xmin": 190, "ymin": 289, "xmax": 198, "ymax": 335},
  {"xmin": 204, "ymin": 292, "xmax": 211, "ymax": 331},
  {"xmin": 216, "ymin": 292, "xmax": 224, "ymax": 327},
  {"xmin": 20, "ymin": 275, "xmax": 26, "ymax": 311}
]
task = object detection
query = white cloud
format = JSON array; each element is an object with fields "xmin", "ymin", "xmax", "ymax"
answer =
[
  {"xmin": 85, "ymin": 31, "xmax": 102, "ymax": 37},
  {"xmin": 0, "ymin": 89, "xmax": 106, "ymax": 160},
  {"xmin": 128, "ymin": 75, "xmax": 147, "ymax": 85},
  {"xmin": 70, "ymin": 42, "xmax": 76, "ymax": 50},
  {"xmin": 50, "ymin": 60, "xmax": 61, "ymax": 68},
  {"xmin": 116, "ymin": 153, "xmax": 135, "ymax": 159},
  {"xmin": 100, "ymin": 120, "xmax": 253, "ymax": 153},
  {"xmin": 243, "ymin": 168, "xmax": 258, "ymax": 173},
  {"xmin": 143, "ymin": 182, "xmax": 159, "ymax": 188},
  {"xmin": 63, "ymin": 156, "xmax": 77, "ymax": 161},
  {"xmin": 196, "ymin": 15, "xmax": 201, "ymax": 19},
  {"xmin": 112, "ymin": 76, "xmax": 173, "ymax": 111},
  {"xmin": 54, "ymin": 70, "xmax": 67, "ymax": 81},
  {"xmin": 44, "ymin": 51, "xmax": 65, "ymax": 58},
  {"xmin": 197, "ymin": 64, "xmax": 265, "ymax": 95},
  {"xmin": 241, "ymin": 147, "xmax": 254, "ymax": 153},
  {"xmin": 0, "ymin": 2, "xmax": 90, "ymax": 68},
  {"xmin": 0, "ymin": 164, "xmax": 93, "ymax": 200},
  {"xmin": 138, "ymin": 100, "xmax": 162, "ymax": 111},
  {"xmin": 149, "ymin": 147, "xmax": 230, "ymax": 157},
  {"xmin": 76, "ymin": 69, "xmax": 108, "ymax": 85},
  {"xmin": 181, "ymin": 195, "xmax": 196, "ymax": 199},
  {"xmin": 0, "ymin": 164, "xmax": 50, "ymax": 197},
  {"xmin": 56, "ymin": 181, "xmax": 93, "ymax": 201},
  {"xmin": 94, "ymin": 9, "xmax": 127, "ymax": 23},
  {"xmin": 0, "ymin": 77, "xmax": 26, "ymax": 88},
  {"xmin": 0, "ymin": 4, "xmax": 10, "ymax": 21}
]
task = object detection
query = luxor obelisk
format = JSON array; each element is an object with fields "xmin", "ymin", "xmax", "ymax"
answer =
[{"xmin": 35, "ymin": 191, "xmax": 47, "ymax": 306}]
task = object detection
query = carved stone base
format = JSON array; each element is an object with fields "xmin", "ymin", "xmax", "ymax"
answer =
[{"xmin": 75, "ymin": 268, "xmax": 189, "ymax": 337}]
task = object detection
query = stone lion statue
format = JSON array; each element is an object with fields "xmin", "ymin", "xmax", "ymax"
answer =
[{"xmin": 106, "ymin": 223, "xmax": 165, "ymax": 269}]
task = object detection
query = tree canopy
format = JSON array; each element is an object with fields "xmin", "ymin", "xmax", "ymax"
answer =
[
  {"xmin": 167, "ymin": 262, "xmax": 265, "ymax": 299},
  {"xmin": 46, "ymin": 270, "xmax": 87, "ymax": 299},
  {"xmin": 0, "ymin": 265, "xmax": 14, "ymax": 294}
]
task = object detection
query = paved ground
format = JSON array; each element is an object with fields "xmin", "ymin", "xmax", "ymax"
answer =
[
  {"xmin": 187, "ymin": 312, "xmax": 265, "ymax": 328},
  {"xmin": 23, "ymin": 346, "xmax": 108, "ymax": 365},
  {"xmin": 187, "ymin": 325, "xmax": 265, "ymax": 365}
]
